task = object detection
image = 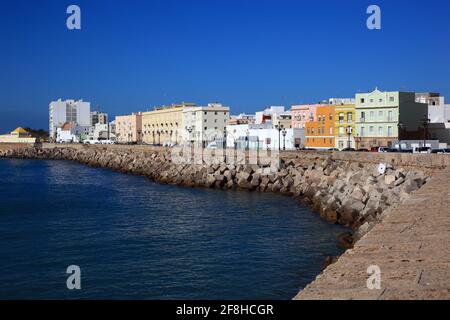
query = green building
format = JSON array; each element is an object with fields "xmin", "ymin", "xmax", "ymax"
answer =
[{"xmin": 355, "ymin": 89, "xmax": 427, "ymax": 149}]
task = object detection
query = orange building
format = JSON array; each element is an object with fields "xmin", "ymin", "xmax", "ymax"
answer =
[{"xmin": 305, "ymin": 105, "xmax": 335, "ymax": 149}]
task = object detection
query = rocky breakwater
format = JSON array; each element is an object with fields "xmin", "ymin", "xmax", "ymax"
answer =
[{"xmin": 0, "ymin": 146, "xmax": 430, "ymax": 243}]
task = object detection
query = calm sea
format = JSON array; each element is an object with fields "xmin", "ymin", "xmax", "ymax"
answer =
[{"xmin": 0, "ymin": 159, "xmax": 347, "ymax": 299}]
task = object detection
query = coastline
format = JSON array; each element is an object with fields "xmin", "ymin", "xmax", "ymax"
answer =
[{"xmin": 1, "ymin": 143, "xmax": 449, "ymax": 299}]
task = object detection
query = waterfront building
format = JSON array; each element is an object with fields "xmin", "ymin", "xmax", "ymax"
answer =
[
  {"xmin": 291, "ymin": 104, "xmax": 321, "ymax": 129},
  {"xmin": 0, "ymin": 127, "xmax": 36, "ymax": 144},
  {"xmin": 56, "ymin": 122, "xmax": 90, "ymax": 143},
  {"xmin": 229, "ymin": 113, "xmax": 256, "ymax": 126},
  {"xmin": 182, "ymin": 103, "xmax": 230, "ymax": 146},
  {"xmin": 49, "ymin": 99, "xmax": 91, "ymax": 141},
  {"xmin": 226, "ymin": 123, "xmax": 303, "ymax": 150},
  {"xmin": 142, "ymin": 103, "xmax": 195, "ymax": 146},
  {"xmin": 255, "ymin": 106, "xmax": 284, "ymax": 125},
  {"xmin": 415, "ymin": 93, "xmax": 450, "ymax": 124},
  {"xmin": 328, "ymin": 98, "xmax": 356, "ymax": 105},
  {"xmin": 115, "ymin": 112, "xmax": 143, "ymax": 144},
  {"xmin": 90, "ymin": 111, "xmax": 108, "ymax": 126},
  {"xmin": 87, "ymin": 123, "xmax": 116, "ymax": 141},
  {"xmin": 334, "ymin": 104, "xmax": 356, "ymax": 149},
  {"xmin": 355, "ymin": 89, "xmax": 428, "ymax": 149},
  {"xmin": 305, "ymin": 105, "xmax": 336, "ymax": 149}
]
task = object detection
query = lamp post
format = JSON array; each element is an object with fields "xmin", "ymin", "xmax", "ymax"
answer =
[
  {"xmin": 281, "ymin": 128, "xmax": 287, "ymax": 150},
  {"xmin": 245, "ymin": 129, "xmax": 250, "ymax": 151},
  {"xmin": 420, "ymin": 117, "xmax": 430, "ymax": 148},
  {"xmin": 223, "ymin": 128, "xmax": 227, "ymax": 150},
  {"xmin": 276, "ymin": 124, "xmax": 283, "ymax": 151},
  {"xmin": 355, "ymin": 134, "xmax": 361, "ymax": 150},
  {"xmin": 397, "ymin": 122, "xmax": 404, "ymax": 151},
  {"xmin": 186, "ymin": 126, "xmax": 194, "ymax": 159},
  {"xmin": 347, "ymin": 126, "xmax": 352, "ymax": 149}
]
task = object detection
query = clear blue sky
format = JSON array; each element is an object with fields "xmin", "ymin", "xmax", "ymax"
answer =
[{"xmin": 1, "ymin": 0, "xmax": 450, "ymax": 132}]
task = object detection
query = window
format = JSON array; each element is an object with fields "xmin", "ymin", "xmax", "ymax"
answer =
[
  {"xmin": 370, "ymin": 99, "xmax": 374, "ymax": 103},
  {"xmin": 329, "ymin": 138, "xmax": 332, "ymax": 144},
  {"xmin": 339, "ymin": 113, "xmax": 344, "ymax": 124},
  {"xmin": 318, "ymin": 115, "xmax": 321, "ymax": 122},
  {"xmin": 329, "ymin": 114, "xmax": 333, "ymax": 121},
  {"xmin": 369, "ymin": 126, "xmax": 374, "ymax": 135},
  {"xmin": 204, "ymin": 119, "xmax": 207, "ymax": 123},
  {"xmin": 378, "ymin": 127, "xmax": 383, "ymax": 136},
  {"xmin": 204, "ymin": 127, "xmax": 207, "ymax": 130},
  {"xmin": 389, "ymin": 96, "xmax": 395, "ymax": 102},
  {"xmin": 347, "ymin": 112, "xmax": 353, "ymax": 124},
  {"xmin": 378, "ymin": 110, "xmax": 383, "ymax": 119},
  {"xmin": 388, "ymin": 111, "xmax": 393, "ymax": 122},
  {"xmin": 307, "ymin": 128, "xmax": 310, "ymax": 134},
  {"xmin": 387, "ymin": 126, "xmax": 393, "ymax": 136},
  {"xmin": 339, "ymin": 126, "xmax": 344, "ymax": 136},
  {"xmin": 329, "ymin": 127, "xmax": 333, "ymax": 135},
  {"xmin": 311, "ymin": 128, "xmax": 315, "ymax": 134},
  {"xmin": 214, "ymin": 112, "xmax": 218, "ymax": 115},
  {"xmin": 360, "ymin": 98, "xmax": 365, "ymax": 103},
  {"xmin": 339, "ymin": 141, "xmax": 344, "ymax": 148},
  {"xmin": 369, "ymin": 111, "xmax": 374, "ymax": 119},
  {"xmin": 379, "ymin": 99, "xmax": 383, "ymax": 103}
]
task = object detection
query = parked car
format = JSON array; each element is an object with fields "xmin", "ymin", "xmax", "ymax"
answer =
[
  {"xmin": 84, "ymin": 140, "xmax": 101, "ymax": 145},
  {"xmin": 377, "ymin": 147, "xmax": 390, "ymax": 153},
  {"xmin": 341, "ymin": 148, "xmax": 356, "ymax": 152},
  {"xmin": 356, "ymin": 148, "xmax": 369, "ymax": 152},
  {"xmin": 432, "ymin": 148, "xmax": 450, "ymax": 154},
  {"xmin": 100, "ymin": 140, "xmax": 115, "ymax": 145},
  {"xmin": 386, "ymin": 148, "xmax": 400, "ymax": 153},
  {"xmin": 413, "ymin": 146, "xmax": 432, "ymax": 154}
]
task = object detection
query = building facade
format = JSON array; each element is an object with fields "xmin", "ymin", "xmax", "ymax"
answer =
[
  {"xmin": 334, "ymin": 104, "xmax": 356, "ymax": 149},
  {"xmin": 142, "ymin": 103, "xmax": 194, "ymax": 146},
  {"xmin": 115, "ymin": 112, "xmax": 143, "ymax": 144},
  {"xmin": 226, "ymin": 123, "xmax": 303, "ymax": 150},
  {"xmin": 415, "ymin": 93, "xmax": 450, "ymax": 124},
  {"xmin": 49, "ymin": 99, "xmax": 90, "ymax": 140},
  {"xmin": 291, "ymin": 104, "xmax": 321, "ymax": 129},
  {"xmin": 0, "ymin": 127, "xmax": 36, "ymax": 144},
  {"xmin": 90, "ymin": 111, "xmax": 108, "ymax": 126},
  {"xmin": 355, "ymin": 89, "xmax": 428, "ymax": 149},
  {"xmin": 182, "ymin": 103, "xmax": 230, "ymax": 146},
  {"xmin": 305, "ymin": 105, "xmax": 335, "ymax": 149}
]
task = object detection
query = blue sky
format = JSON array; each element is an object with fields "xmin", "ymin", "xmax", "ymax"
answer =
[{"xmin": 1, "ymin": 0, "xmax": 450, "ymax": 132}]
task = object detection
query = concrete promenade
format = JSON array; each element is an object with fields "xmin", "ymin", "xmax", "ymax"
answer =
[{"xmin": 295, "ymin": 164, "xmax": 450, "ymax": 299}]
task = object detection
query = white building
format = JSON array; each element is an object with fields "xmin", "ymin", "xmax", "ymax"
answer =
[
  {"xmin": 49, "ymin": 99, "xmax": 91, "ymax": 140},
  {"xmin": 226, "ymin": 123, "xmax": 303, "ymax": 150},
  {"xmin": 328, "ymin": 98, "xmax": 355, "ymax": 105},
  {"xmin": 182, "ymin": 103, "xmax": 230, "ymax": 146},
  {"xmin": 87, "ymin": 122, "xmax": 116, "ymax": 141},
  {"xmin": 255, "ymin": 106, "xmax": 285, "ymax": 125},
  {"xmin": 56, "ymin": 123, "xmax": 90, "ymax": 143},
  {"xmin": 415, "ymin": 93, "xmax": 450, "ymax": 123}
]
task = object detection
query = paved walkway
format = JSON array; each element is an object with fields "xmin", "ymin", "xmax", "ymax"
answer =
[{"xmin": 295, "ymin": 166, "xmax": 450, "ymax": 300}]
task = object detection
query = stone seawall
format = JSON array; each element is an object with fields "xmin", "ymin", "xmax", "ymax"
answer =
[{"xmin": 0, "ymin": 145, "xmax": 432, "ymax": 241}]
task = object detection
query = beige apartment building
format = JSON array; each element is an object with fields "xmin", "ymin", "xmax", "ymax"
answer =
[
  {"xmin": 115, "ymin": 112, "xmax": 143, "ymax": 143},
  {"xmin": 182, "ymin": 103, "xmax": 230, "ymax": 146},
  {"xmin": 142, "ymin": 103, "xmax": 196, "ymax": 146}
]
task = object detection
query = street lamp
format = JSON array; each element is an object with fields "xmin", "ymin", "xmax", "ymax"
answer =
[
  {"xmin": 281, "ymin": 128, "xmax": 287, "ymax": 150},
  {"xmin": 276, "ymin": 124, "xmax": 284, "ymax": 151},
  {"xmin": 245, "ymin": 129, "xmax": 250, "ymax": 151},
  {"xmin": 223, "ymin": 128, "xmax": 227, "ymax": 150},
  {"xmin": 346, "ymin": 126, "xmax": 352, "ymax": 149},
  {"xmin": 397, "ymin": 122, "xmax": 404, "ymax": 150},
  {"xmin": 420, "ymin": 117, "xmax": 431, "ymax": 148}
]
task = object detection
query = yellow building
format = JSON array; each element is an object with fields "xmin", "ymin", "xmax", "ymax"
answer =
[
  {"xmin": 142, "ymin": 103, "xmax": 196, "ymax": 145},
  {"xmin": 0, "ymin": 127, "xmax": 36, "ymax": 144},
  {"xmin": 334, "ymin": 104, "xmax": 356, "ymax": 150}
]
